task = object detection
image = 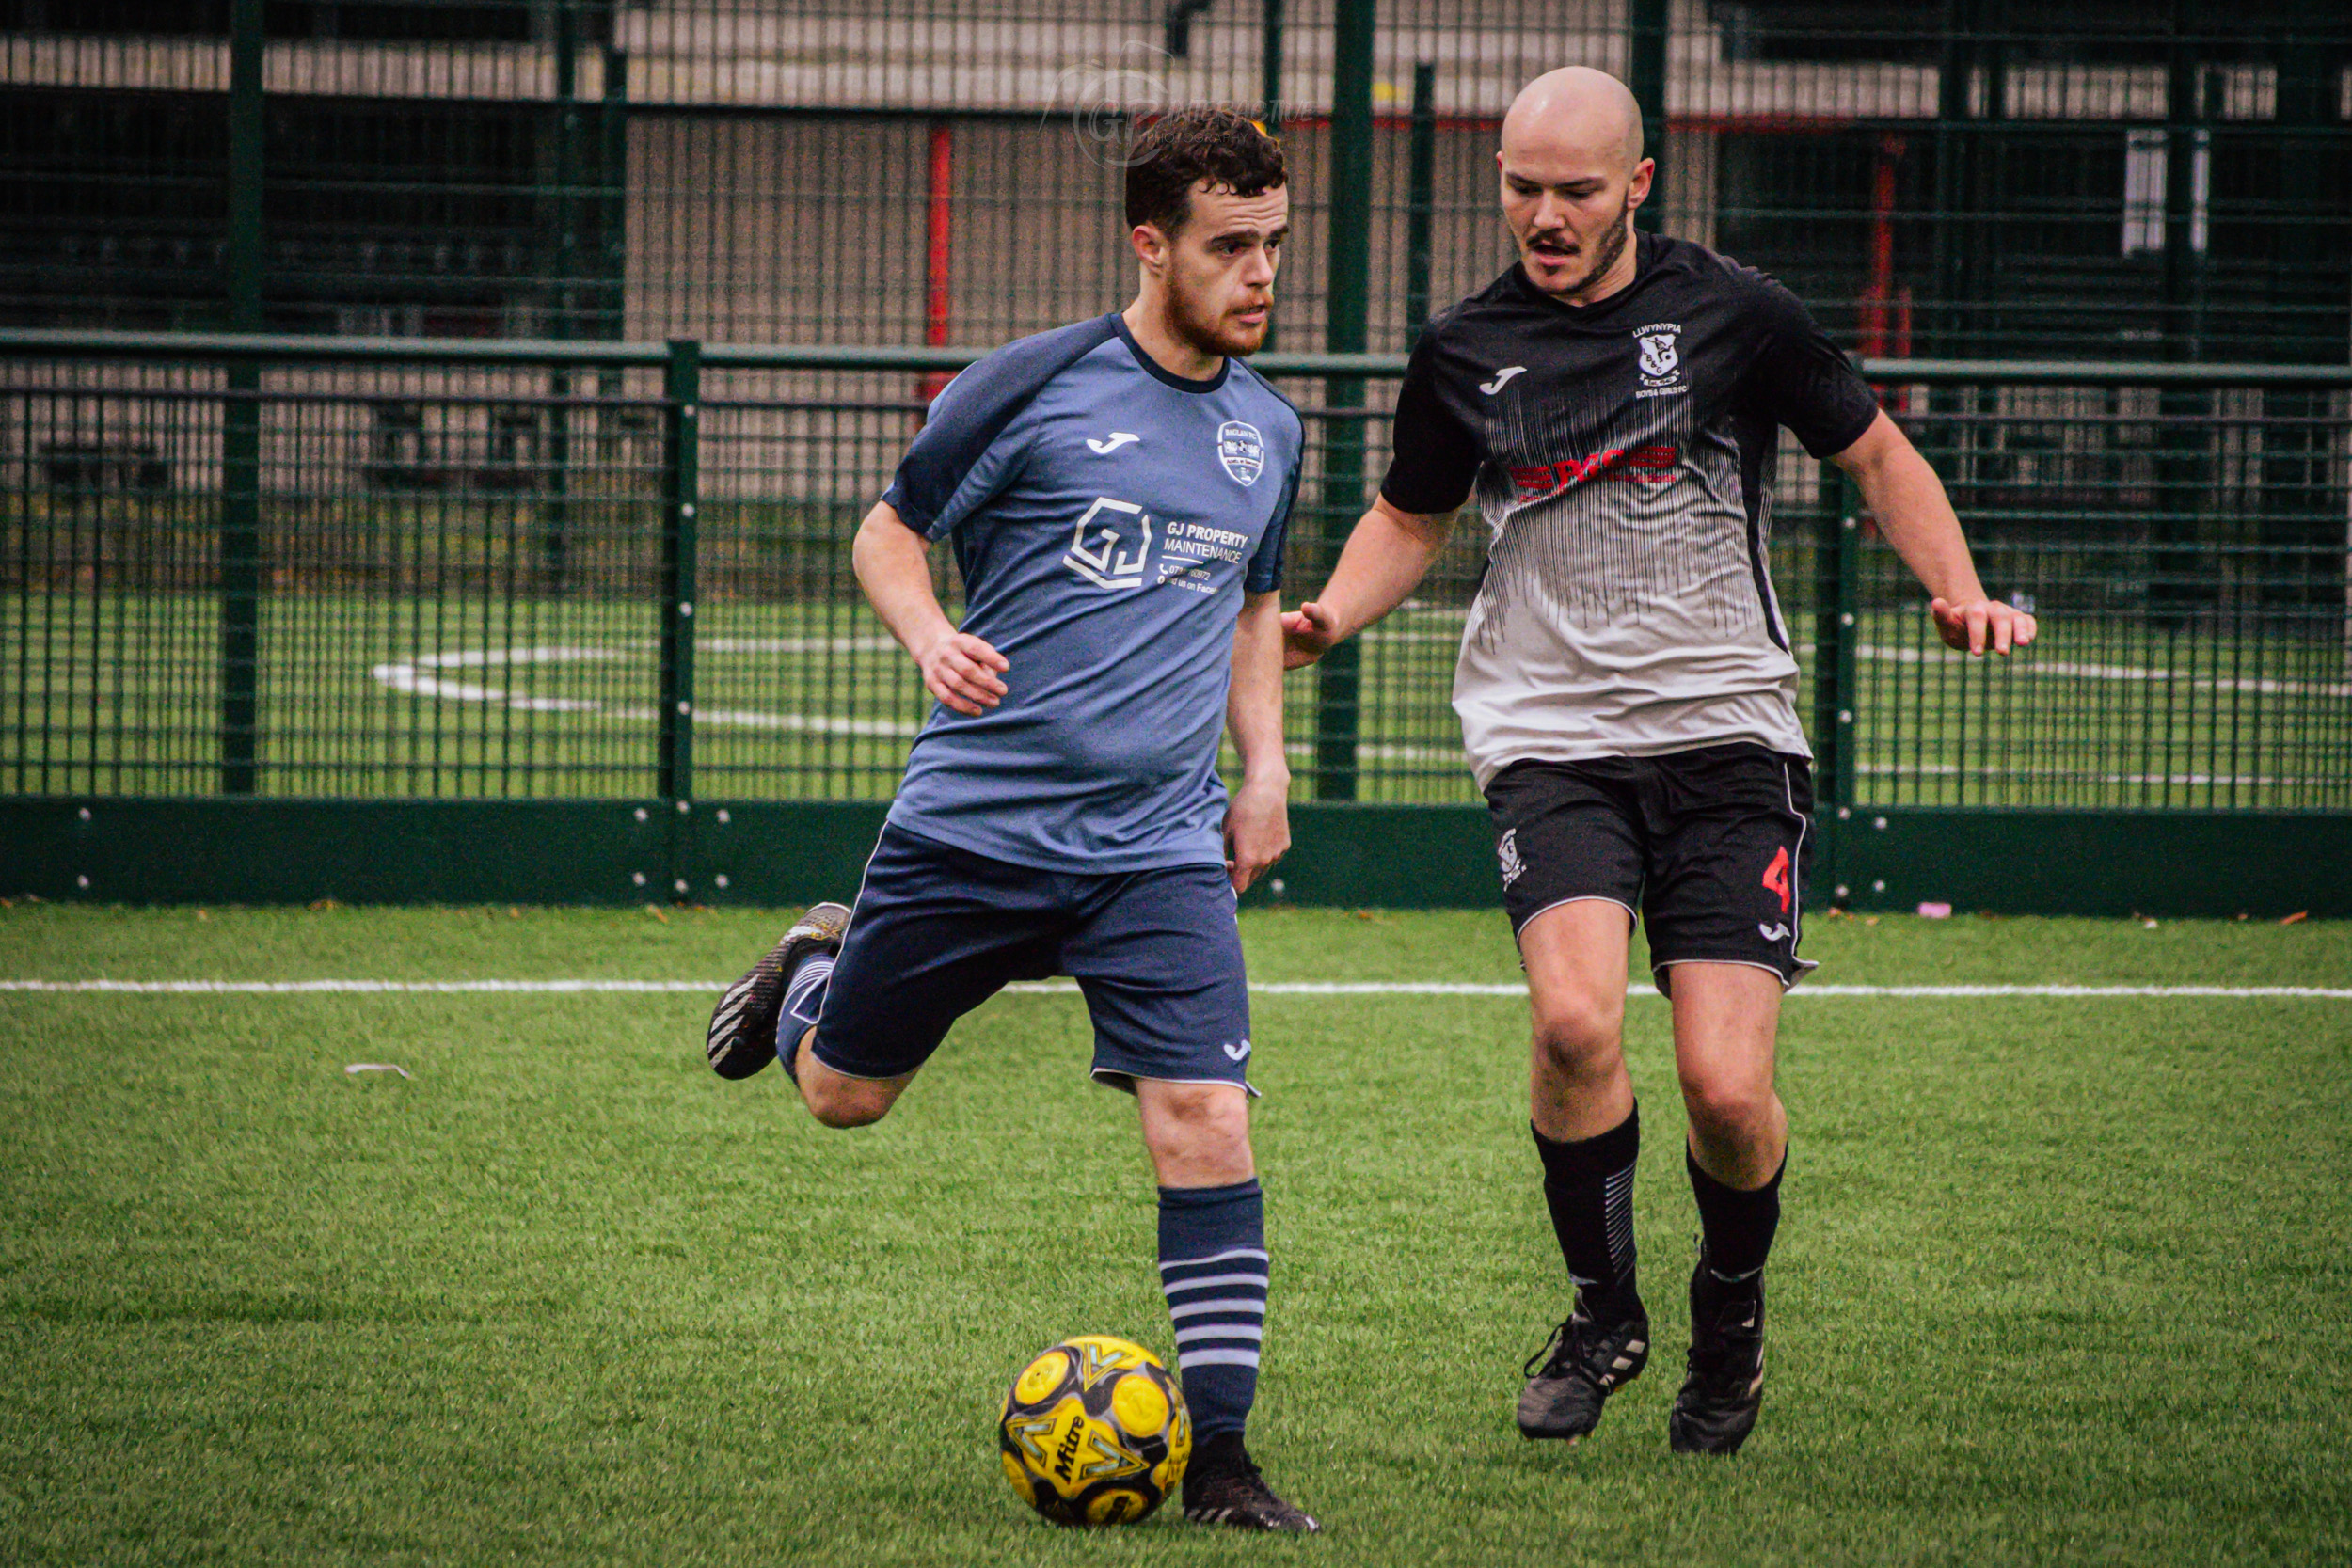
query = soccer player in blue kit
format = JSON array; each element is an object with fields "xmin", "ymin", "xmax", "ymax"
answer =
[{"xmin": 703, "ymin": 108, "xmax": 1316, "ymax": 1532}]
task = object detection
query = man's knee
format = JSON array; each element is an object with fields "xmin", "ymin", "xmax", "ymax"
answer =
[
  {"xmin": 802, "ymin": 1073, "xmax": 897, "ymax": 1130},
  {"xmin": 1531, "ymin": 991, "xmax": 1625, "ymax": 1080},
  {"xmin": 1137, "ymin": 1083, "xmax": 1252, "ymax": 1185},
  {"xmin": 1143, "ymin": 1084, "xmax": 1248, "ymax": 1150},
  {"xmin": 1678, "ymin": 1068, "xmax": 1773, "ymax": 1143}
]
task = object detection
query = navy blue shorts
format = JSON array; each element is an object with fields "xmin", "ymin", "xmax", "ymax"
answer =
[{"xmin": 811, "ymin": 824, "xmax": 1256, "ymax": 1094}]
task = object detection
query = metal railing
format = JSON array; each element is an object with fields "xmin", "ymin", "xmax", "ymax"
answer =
[
  {"xmin": 5, "ymin": 331, "xmax": 2348, "ymax": 822},
  {"xmin": 4, "ymin": 2, "xmax": 2347, "ymax": 361}
]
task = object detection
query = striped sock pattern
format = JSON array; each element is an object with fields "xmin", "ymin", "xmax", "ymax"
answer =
[
  {"xmin": 1601, "ymin": 1158, "xmax": 1638, "ymax": 1282},
  {"xmin": 1534, "ymin": 1105, "xmax": 1643, "ymax": 1305},
  {"xmin": 1158, "ymin": 1179, "xmax": 1266, "ymax": 1441},
  {"xmin": 775, "ymin": 955, "xmax": 834, "ymax": 1077}
]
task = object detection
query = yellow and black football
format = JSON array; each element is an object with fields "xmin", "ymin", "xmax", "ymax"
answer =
[{"xmin": 997, "ymin": 1335, "xmax": 1189, "ymax": 1526}]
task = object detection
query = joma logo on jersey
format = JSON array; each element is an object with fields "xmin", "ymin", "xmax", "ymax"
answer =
[
  {"xmin": 1063, "ymin": 496, "xmax": 1153, "ymax": 590},
  {"xmin": 1508, "ymin": 445, "xmax": 1678, "ymax": 500}
]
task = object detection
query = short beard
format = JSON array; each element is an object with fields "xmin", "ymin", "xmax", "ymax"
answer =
[
  {"xmin": 1165, "ymin": 288, "xmax": 1266, "ymax": 361},
  {"xmin": 1530, "ymin": 190, "xmax": 1634, "ymax": 300}
]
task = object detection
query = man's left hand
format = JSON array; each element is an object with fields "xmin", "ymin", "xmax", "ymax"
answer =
[
  {"xmin": 1223, "ymin": 776, "xmax": 1292, "ymax": 895},
  {"xmin": 1930, "ymin": 596, "xmax": 2039, "ymax": 656}
]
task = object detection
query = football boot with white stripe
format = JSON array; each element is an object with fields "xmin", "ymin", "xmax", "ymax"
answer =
[
  {"xmin": 1517, "ymin": 1296, "xmax": 1650, "ymax": 1442},
  {"xmin": 1182, "ymin": 1433, "xmax": 1319, "ymax": 1533},
  {"xmin": 1669, "ymin": 1258, "xmax": 1765, "ymax": 1454},
  {"xmin": 704, "ymin": 902, "xmax": 850, "ymax": 1080}
]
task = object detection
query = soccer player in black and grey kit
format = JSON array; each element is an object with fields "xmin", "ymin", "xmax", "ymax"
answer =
[{"xmin": 1284, "ymin": 67, "xmax": 2036, "ymax": 1454}]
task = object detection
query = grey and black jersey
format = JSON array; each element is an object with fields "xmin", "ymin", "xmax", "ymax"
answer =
[{"xmin": 1381, "ymin": 232, "xmax": 1880, "ymax": 788}]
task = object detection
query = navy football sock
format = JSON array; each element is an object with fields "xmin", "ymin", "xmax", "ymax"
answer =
[
  {"xmin": 1158, "ymin": 1179, "xmax": 1267, "ymax": 1443},
  {"xmin": 1688, "ymin": 1146, "xmax": 1785, "ymax": 1289},
  {"xmin": 1533, "ymin": 1106, "xmax": 1642, "ymax": 1319},
  {"xmin": 774, "ymin": 954, "xmax": 834, "ymax": 1084}
]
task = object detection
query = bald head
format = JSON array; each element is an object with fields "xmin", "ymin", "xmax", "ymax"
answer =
[
  {"xmin": 1494, "ymin": 67, "xmax": 1653, "ymax": 303},
  {"xmin": 1502, "ymin": 66, "xmax": 1644, "ymax": 175}
]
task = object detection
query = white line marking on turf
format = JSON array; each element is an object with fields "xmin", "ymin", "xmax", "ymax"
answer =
[{"xmin": 1, "ymin": 980, "xmax": 2345, "ymax": 999}]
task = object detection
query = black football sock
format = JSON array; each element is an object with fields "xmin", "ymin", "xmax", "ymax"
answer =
[
  {"xmin": 1687, "ymin": 1145, "xmax": 1785, "ymax": 1291},
  {"xmin": 773, "ymin": 953, "xmax": 834, "ymax": 1085},
  {"xmin": 1532, "ymin": 1105, "xmax": 1642, "ymax": 1321},
  {"xmin": 1158, "ymin": 1179, "xmax": 1266, "ymax": 1444}
]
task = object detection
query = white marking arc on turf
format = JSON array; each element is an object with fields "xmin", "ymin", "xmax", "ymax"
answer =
[
  {"xmin": 0, "ymin": 979, "xmax": 2344, "ymax": 999},
  {"xmin": 363, "ymin": 636, "xmax": 2352, "ymax": 770}
]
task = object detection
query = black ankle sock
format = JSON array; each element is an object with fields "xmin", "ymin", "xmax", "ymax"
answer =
[
  {"xmin": 1532, "ymin": 1106, "xmax": 1641, "ymax": 1316},
  {"xmin": 1686, "ymin": 1146, "xmax": 1785, "ymax": 1288}
]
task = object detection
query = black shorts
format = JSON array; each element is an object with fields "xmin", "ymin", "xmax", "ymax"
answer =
[
  {"xmin": 1483, "ymin": 743, "xmax": 1818, "ymax": 990},
  {"xmin": 812, "ymin": 824, "xmax": 1256, "ymax": 1094}
]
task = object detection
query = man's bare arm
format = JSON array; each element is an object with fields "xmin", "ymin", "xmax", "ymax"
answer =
[
  {"xmin": 1279, "ymin": 496, "xmax": 1456, "ymax": 669},
  {"xmin": 850, "ymin": 500, "xmax": 1009, "ymax": 715},
  {"xmin": 1829, "ymin": 410, "xmax": 2039, "ymax": 656},
  {"xmin": 1223, "ymin": 589, "xmax": 1291, "ymax": 893}
]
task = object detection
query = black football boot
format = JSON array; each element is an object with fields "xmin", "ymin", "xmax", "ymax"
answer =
[
  {"xmin": 704, "ymin": 901, "xmax": 850, "ymax": 1080},
  {"xmin": 1183, "ymin": 1433, "xmax": 1319, "ymax": 1533},
  {"xmin": 1517, "ymin": 1292, "xmax": 1650, "ymax": 1441},
  {"xmin": 1668, "ymin": 1252, "xmax": 1766, "ymax": 1454}
]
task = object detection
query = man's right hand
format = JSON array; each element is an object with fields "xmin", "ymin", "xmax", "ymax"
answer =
[
  {"xmin": 1279, "ymin": 601, "xmax": 1344, "ymax": 669},
  {"xmin": 915, "ymin": 630, "xmax": 1009, "ymax": 715}
]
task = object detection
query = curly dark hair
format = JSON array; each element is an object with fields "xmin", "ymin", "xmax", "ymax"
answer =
[{"xmin": 1124, "ymin": 107, "xmax": 1287, "ymax": 237}]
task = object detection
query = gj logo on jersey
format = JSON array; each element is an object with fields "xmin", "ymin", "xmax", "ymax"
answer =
[
  {"xmin": 1216, "ymin": 420, "xmax": 1264, "ymax": 486},
  {"xmin": 1634, "ymin": 323, "xmax": 1687, "ymax": 398},
  {"xmin": 1064, "ymin": 496, "xmax": 1153, "ymax": 591}
]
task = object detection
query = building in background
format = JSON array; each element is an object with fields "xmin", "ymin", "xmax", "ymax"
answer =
[{"xmin": 2, "ymin": 0, "xmax": 2345, "ymax": 361}]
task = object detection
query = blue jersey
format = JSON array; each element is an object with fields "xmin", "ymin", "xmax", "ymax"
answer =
[{"xmin": 878, "ymin": 312, "xmax": 1302, "ymax": 872}]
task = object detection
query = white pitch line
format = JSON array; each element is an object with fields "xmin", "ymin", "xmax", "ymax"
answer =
[{"xmin": 0, "ymin": 980, "xmax": 2344, "ymax": 999}]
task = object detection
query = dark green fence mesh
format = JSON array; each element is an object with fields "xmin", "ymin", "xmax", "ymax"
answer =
[
  {"xmin": 7, "ymin": 344, "xmax": 2344, "ymax": 811},
  {"xmin": 2, "ymin": 4, "xmax": 2346, "ymax": 827}
]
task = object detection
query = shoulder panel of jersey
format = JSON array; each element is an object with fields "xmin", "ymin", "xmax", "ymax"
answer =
[
  {"xmin": 1374, "ymin": 268, "xmax": 1528, "ymax": 517},
  {"xmin": 882, "ymin": 313, "xmax": 1121, "ymax": 538},
  {"xmin": 1229, "ymin": 357, "xmax": 1306, "ymax": 594},
  {"xmin": 1229, "ymin": 356, "xmax": 1307, "ymax": 446},
  {"xmin": 1677, "ymin": 236, "xmax": 1881, "ymax": 457}
]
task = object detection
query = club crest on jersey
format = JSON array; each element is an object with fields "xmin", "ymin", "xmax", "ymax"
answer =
[
  {"xmin": 1634, "ymin": 323, "xmax": 1687, "ymax": 397},
  {"xmin": 1216, "ymin": 420, "xmax": 1265, "ymax": 486}
]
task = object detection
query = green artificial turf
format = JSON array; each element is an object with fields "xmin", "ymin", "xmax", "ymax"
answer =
[{"xmin": 2, "ymin": 905, "xmax": 2347, "ymax": 1564}]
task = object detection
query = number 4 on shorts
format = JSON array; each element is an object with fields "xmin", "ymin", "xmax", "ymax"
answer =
[{"xmin": 1761, "ymin": 846, "xmax": 1793, "ymax": 914}]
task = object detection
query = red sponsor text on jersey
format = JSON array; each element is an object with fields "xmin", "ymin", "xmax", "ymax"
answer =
[{"xmin": 1508, "ymin": 444, "xmax": 1678, "ymax": 502}]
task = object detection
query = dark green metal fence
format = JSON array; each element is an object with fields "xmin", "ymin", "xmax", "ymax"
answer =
[
  {"xmin": 5, "ymin": 330, "xmax": 2346, "ymax": 912},
  {"xmin": 5, "ymin": 3, "xmax": 2347, "ymax": 361}
]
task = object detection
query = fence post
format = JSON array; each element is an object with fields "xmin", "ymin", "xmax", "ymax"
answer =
[
  {"xmin": 541, "ymin": 0, "xmax": 579, "ymax": 591},
  {"xmin": 1628, "ymin": 0, "xmax": 1667, "ymax": 230},
  {"xmin": 1314, "ymin": 0, "xmax": 1375, "ymax": 802},
  {"xmin": 1811, "ymin": 465, "xmax": 1863, "ymax": 901},
  {"xmin": 219, "ymin": 0, "xmax": 264, "ymax": 796},
  {"xmin": 1260, "ymin": 0, "xmax": 1282, "ymax": 130},
  {"xmin": 1404, "ymin": 61, "xmax": 1437, "ymax": 349},
  {"xmin": 658, "ymin": 339, "xmax": 701, "ymax": 826}
]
